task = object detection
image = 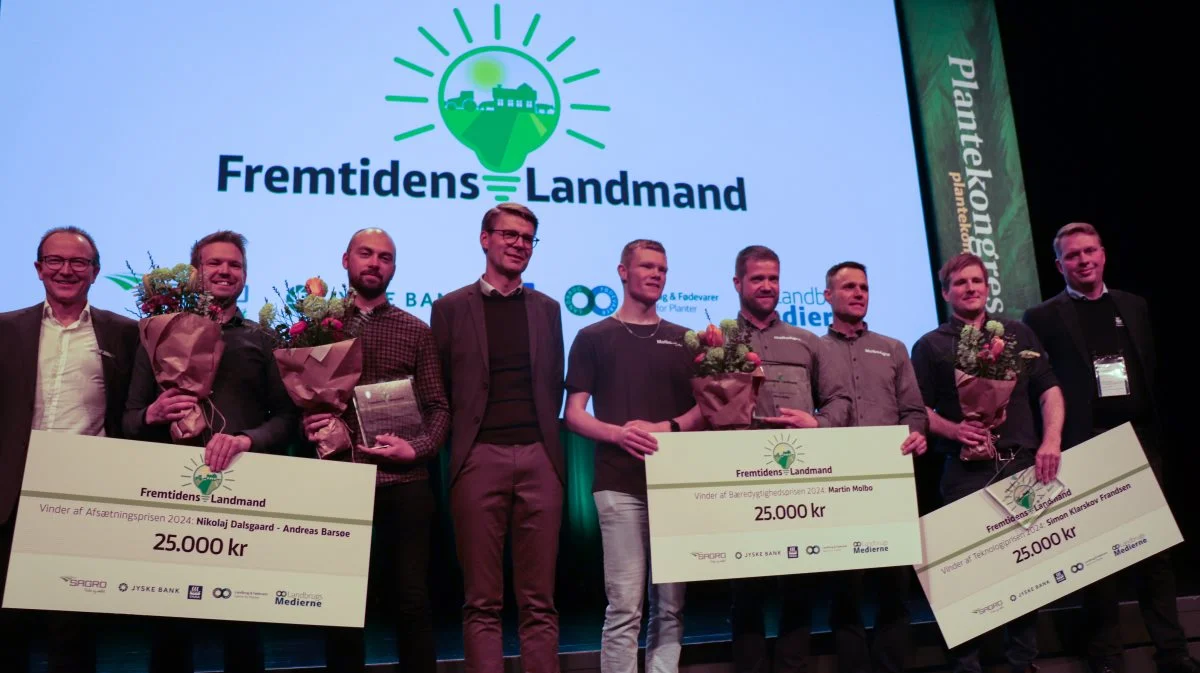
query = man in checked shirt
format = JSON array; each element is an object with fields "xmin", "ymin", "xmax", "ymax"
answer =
[
  {"xmin": 820, "ymin": 261, "xmax": 927, "ymax": 673},
  {"xmin": 303, "ymin": 227, "xmax": 450, "ymax": 673}
]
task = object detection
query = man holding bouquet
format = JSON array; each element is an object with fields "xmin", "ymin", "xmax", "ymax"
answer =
[
  {"xmin": 819, "ymin": 260, "xmax": 927, "ymax": 673},
  {"xmin": 911, "ymin": 252, "xmax": 1064, "ymax": 673},
  {"xmin": 124, "ymin": 230, "xmax": 298, "ymax": 673},
  {"xmin": 302, "ymin": 227, "xmax": 450, "ymax": 673},
  {"xmin": 726, "ymin": 245, "xmax": 853, "ymax": 673},
  {"xmin": 563, "ymin": 239, "xmax": 703, "ymax": 673},
  {"xmin": 1023, "ymin": 223, "xmax": 1197, "ymax": 673}
]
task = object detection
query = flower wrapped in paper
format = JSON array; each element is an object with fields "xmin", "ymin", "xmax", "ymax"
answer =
[
  {"xmin": 260, "ymin": 278, "xmax": 362, "ymax": 457},
  {"xmin": 130, "ymin": 260, "xmax": 224, "ymax": 441},
  {"xmin": 683, "ymin": 319, "xmax": 764, "ymax": 429},
  {"xmin": 954, "ymin": 320, "xmax": 1041, "ymax": 461}
]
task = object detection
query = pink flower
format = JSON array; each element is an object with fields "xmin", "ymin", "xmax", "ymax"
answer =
[
  {"xmin": 321, "ymin": 317, "xmax": 343, "ymax": 331},
  {"xmin": 288, "ymin": 321, "xmax": 308, "ymax": 336},
  {"xmin": 745, "ymin": 352, "xmax": 762, "ymax": 366},
  {"xmin": 989, "ymin": 337, "xmax": 1005, "ymax": 358},
  {"xmin": 977, "ymin": 348, "xmax": 995, "ymax": 362},
  {"xmin": 694, "ymin": 353, "xmax": 706, "ymax": 364}
]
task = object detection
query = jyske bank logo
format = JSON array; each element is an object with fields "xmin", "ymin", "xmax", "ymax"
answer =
[{"xmin": 216, "ymin": 5, "xmax": 747, "ymax": 211}]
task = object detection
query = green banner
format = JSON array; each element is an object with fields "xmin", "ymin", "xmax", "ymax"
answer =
[{"xmin": 897, "ymin": 0, "xmax": 1039, "ymax": 317}]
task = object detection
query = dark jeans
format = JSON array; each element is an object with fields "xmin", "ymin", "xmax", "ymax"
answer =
[
  {"xmin": 325, "ymin": 479, "xmax": 436, "ymax": 673},
  {"xmin": 1081, "ymin": 444, "xmax": 1188, "ymax": 671},
  {"xmin": 730, "ymin": 568, "xmax": 911, "ymax": 673},
  {"xmin": 1, "ymin": 515, "xmax": 96, "ymax": 673},
  {"xmin": 941, "ymin": 452, "xmax": 1039, "ymax": 673}
]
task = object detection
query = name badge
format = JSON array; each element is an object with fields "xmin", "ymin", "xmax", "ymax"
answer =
[{"xmin": 1094, "ymin": 355, "xmax": 1130, "ymax": 398}]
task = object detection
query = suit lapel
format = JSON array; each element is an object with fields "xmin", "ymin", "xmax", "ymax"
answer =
[
  {"xmin": 90, "ymin": 309, "xmax": 120, "ymax": 397},
  {"xmin": 1054, "ymin": 292, "xmax": 1091, "ymax": 368},
  {"xmin": 13, "ymin": 305, "xmax": 43, "ymax": 412},
  {"xmin": 467, "ymin": 286, "xmax": 489, "ymax": 372},
  {"xmin": 1111, "ymin": 292, "xmax": 1152, "ymax": 373},
  {"xmin": 525, "ymin": 291, "xmax": 539, "ymax": 371}
]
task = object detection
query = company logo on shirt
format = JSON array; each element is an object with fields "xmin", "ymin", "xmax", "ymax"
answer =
[
  {"xmin": 863, "ymin": 348, "xmax": 891, "ymax": 358},
  {"xmin": 656, "ymin": 339, "xmax": 683, "ymax": 348}
]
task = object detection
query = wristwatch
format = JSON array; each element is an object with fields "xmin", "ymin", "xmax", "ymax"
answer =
[{"xmin": 668, "ymin": 418, "xmax": 681, "ymax": 432}]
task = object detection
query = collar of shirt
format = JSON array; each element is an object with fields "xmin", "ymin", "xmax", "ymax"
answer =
[
  {"xmin": 942, "ymin": 313, "xmax": 993, "ymax": 335},
  {"xmin": 42, "ymin": 301, "xmax": 93, "ymax": 328},
  {"xmin": 478, "ymin": 276, "xmax": 524, "ymax": 298},
  {"xmin": 738, "ymin": 309, "xmax": 779, "ymax": 332},
  {"xmin": 1066, "ymin": 283, "xmax": 1109, "ymax": 301},
  {"xmin": 827, "ymin": 321, "xmax": 867, "ymax": 341},
  {"xmin": 221, "ymin": 309, "xmax": 246, "ymax": 329}
]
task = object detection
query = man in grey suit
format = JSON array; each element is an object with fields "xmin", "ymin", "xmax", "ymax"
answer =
[
  {"xmin": 430, "ymin": 203, "xmax": 566, "ymax": 673},
  {"xmin": 0, "ymin": 226, "xmax": 140, "ymax": 672}
]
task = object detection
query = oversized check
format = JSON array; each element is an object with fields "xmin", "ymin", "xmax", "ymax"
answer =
[
  {"xmin": 646, "ymin": 426, "xmax": 920, "ymax": 583},
  {"xmin": 3, "ymin": 431, "xmax": 377, "ymax": 627},
  {"xmin": 916, "ymin": 424, "xmax": 1183, "ymax": 648}
]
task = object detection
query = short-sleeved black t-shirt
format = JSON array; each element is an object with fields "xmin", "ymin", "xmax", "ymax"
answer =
[{"xmin": 566, "ymin": 317, "xmax": 695, "ymax": 496}]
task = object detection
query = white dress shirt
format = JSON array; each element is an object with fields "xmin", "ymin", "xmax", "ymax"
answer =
[{"xmin": 32, "ymin": 302, "xmax": 107, "ymax": 436}]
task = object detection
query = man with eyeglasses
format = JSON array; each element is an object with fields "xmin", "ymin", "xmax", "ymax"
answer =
[
  {"xmin": 430, "ymin": 203, "xmax": 566, "ymax": 673},
  {"xmin": 0, "ymin": 226, "xmax": 139, "ymax": 672}
]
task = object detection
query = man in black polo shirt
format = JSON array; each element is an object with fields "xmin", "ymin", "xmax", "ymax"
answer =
[
  {"xmin": 124, "ymin": 230, "xmax": 297, "ymax": 673},
  {"xmin": 1023, "ymin": 223, "xmax": 1198, "ymax": 673},
  {"xmin": 911, "ymin": 252, "xmax": 1064, "ymax": 673},
  {"xmin": 564, "ymin": 239, "xmax": 702, "ymax": 673}
]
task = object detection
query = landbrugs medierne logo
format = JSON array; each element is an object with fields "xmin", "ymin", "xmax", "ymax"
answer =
[{"xmin": 216, "ymin": 5, "xmax": 746, "ymax": 211}]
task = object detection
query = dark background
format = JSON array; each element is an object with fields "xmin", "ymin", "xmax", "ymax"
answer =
[{"xmin": 991, "ymin": 0, "xmax": 1195, "ymax": 575}]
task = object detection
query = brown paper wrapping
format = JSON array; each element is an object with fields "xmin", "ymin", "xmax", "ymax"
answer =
[
  {"xmin": 139, "ymin": 313, "xmax": 225, "ymax": 441},
  {"xmin": 954, "ymin": 369, "xmax": 1017, "ymax": 461},
  {"xmin": 274, "ymin": 339, "xmax": 363, "ymax": 457},
  {"xmin": 691, "ymin": 370, "xmax": 764, "ymax": 430}
]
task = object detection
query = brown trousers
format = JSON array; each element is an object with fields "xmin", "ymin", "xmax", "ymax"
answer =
[{"xmin": 451, "ymin": 441, "xmax": 563, "ymax": 673}]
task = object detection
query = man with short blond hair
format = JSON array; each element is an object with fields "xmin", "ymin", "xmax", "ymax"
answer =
[{"xmin": 1024, "ymin": 223, "xmax": 1197, "ymax": 673}]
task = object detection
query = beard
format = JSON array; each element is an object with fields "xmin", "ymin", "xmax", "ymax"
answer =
[{"xmin": 350, "ymin": 273, "xmax": 390, "ymax": 300}]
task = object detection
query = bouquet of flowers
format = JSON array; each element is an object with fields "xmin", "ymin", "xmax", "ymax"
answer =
[
  {"xmin": 683, "ymin": 319, "xmax": 764, "ymax": 429},
  {"xmin": 129, "ymin": 258, "xmax": 225, "ymax": 441},
  {"xmin": 259, "ymin": 277, "xmax": 362, "ymax": 457},
  {"xmin": 954, "ymin": 320, "xmax": 1042, "ymax": 460}
]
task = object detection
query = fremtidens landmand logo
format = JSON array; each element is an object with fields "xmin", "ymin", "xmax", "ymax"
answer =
[
  {"xmin": 182, "ymin": 456, "xmax": 234, "ymax": 500},
  {"xmin": 216, "ymin": 5, "xmax": 747, "ymax": 210},
  {"xmin": 764, "ymin": 434, "xmax": 803, "ymax": 470}
]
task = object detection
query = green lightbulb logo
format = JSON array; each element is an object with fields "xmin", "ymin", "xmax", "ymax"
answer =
[
  {"xmin": 180, "ymin": 455, "xmax": 234, "ymax": 500},
  {"xmin": 438, "ymin": 46, "xmax": 561, "ymax": 173},
  {"xmin": 387, "ymin": 5, "xmax": 610, "ymax": 201}
]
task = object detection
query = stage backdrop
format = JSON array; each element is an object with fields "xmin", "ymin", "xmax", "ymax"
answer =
[
  {"xmin": 0, "ymin": 0, "xmax": 936, "ymax": 348},
  {"xmin": 897, "ymin": 0, "xmax": 1040, "ymax": 317}
]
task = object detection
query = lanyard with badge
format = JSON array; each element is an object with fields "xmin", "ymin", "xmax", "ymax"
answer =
[{"xmin": 1094, "ymin": 314, "xmax": 1131, "ymax": 398}]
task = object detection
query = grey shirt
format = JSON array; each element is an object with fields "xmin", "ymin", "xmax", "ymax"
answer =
[
  {"xmin": 822, "ymin": 324, "xmax": 927, "ymax": 434},
  {"xmin": 740, "ymin": 312, "xmax": 851, "ymax": 427}
]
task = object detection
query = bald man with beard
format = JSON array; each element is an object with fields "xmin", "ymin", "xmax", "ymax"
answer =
[{"xmin": 303, "ymin": 228, "xmax": 450, "ymax": 673}]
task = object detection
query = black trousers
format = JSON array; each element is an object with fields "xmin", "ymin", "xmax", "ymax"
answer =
[
  {"xmin": 1081, "ymin": 444, "xmax": 1188, "ymax": 670},
  {"xmin": 730, "ymin": 568, "xmax": 911, "ymax": 673},
  {"xmin": 325, "ymin": 479, "xmax": 436, "ymax": 673},
  {"xmin": 1, "ymin": 514, "xmax": 97, "ymax": 673}
]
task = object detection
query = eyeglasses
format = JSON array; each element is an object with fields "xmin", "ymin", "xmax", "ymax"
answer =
[
  {"xmin": 489, "ymin": 228, "xmax": 539, "ymax": 249},
  {"xmin": 40, "ymin": 256, "xmax": 96, "ymax": 272}
]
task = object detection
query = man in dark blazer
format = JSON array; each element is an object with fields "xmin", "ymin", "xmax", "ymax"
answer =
[
  {"xmin": 430, "ymin": 203, "xmax": 566, "ymax": 673},
  {"xmin": 1024, "ymin": 222, "xmax": 1197, "ymax": 673},
  {"xmin": 0, "ymin": 226, "xmax": 139, "ymax": 673}
]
